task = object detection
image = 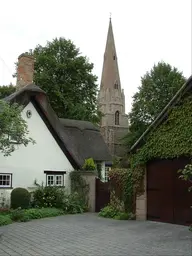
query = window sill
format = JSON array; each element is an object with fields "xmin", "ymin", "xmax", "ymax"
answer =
[
  {"xmin": 46, "ymin": 186, "xmax": 65, "ymax": 188},
  {"xmin": 0, "ymin": 187, "xmax": 13, "ymax": 189}
]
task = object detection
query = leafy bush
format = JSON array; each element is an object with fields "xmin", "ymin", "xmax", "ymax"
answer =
[
  {"xmin": 70, "ymin": 171, "xmax": 89, "ymax": 211},
  {"xmin": 24, "ymin": 208, "xmax": 64, "ymax": 219},
  {"xmin": 99, "ymin": 205, "xmax": 118, "ymax": 218},
  {"xmin": 0, "ymin": 215, "xmax": 12, "ymax": 226},
  {"xmin": 113, "ymin": 212, "xmax": 135, "ymax": 220},
  {"xmin": 0, "ymin": 208, "xmax": 11, "ymax": 215},
  {"xmin": 11, "ymin": 187, "xmax": 30, "ymax": 209},
  {"xmin": 99, "ymin": 205, "xmax": 135, "ymax": 220},
  {"xmin": 82, "ymin": 158, "xmax": 96, "ymax": 171},
  {"xmin": 178, "ymin": 164, "xmax": 192, "ymax": 191},
  {"xmin": 10, "ymin": 208, "xmax": 29, "ymax": 222},
  {"xmin": 32, "ymin": 183, "xmax": 65, "ymax": 208},
  {"xmin": 63, "ymin": 192, "xmax": 87, "ymax": 214},
  {"xmin": 10, "ymin": 208, "xmax": 64, "ymax": 223}
]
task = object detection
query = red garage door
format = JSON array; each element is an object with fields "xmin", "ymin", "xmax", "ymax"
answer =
[{"xmin": 147, "ymin": 157, "xmax": 192, "ymax": 225}]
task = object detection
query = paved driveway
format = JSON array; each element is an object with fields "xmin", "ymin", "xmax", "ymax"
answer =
[{"xmin": 0, "ymin": 213, "xmax": 191, "ymax": 256}]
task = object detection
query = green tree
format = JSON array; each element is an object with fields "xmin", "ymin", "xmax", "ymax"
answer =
[
  {"xmin": 0, "ymin": 84, "xmax": 16, "ymax": 99},
  {"xmin": 0, "ymin": 101, "xmax": 35, "ymax": 156},
  {"xmin": 124, "ymin": 61, "xmax": 186, "ymax": 149},
  {"xmin": 21, "ymin": 38, "xmax": 100, "ymax": 123}
]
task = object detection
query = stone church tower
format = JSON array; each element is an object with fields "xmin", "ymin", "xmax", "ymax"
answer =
[{"xmin": 98, "ymin": 18, "xmax": 128, "ymax": 157}]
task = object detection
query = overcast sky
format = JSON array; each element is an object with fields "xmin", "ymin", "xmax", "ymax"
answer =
[{"xmin": 0, "ymin": 0, "xmax": 191, "ymax": 112}]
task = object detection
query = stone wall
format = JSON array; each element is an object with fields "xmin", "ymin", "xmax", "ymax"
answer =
[
  {"xmin": 81, "ymin": 172, "xmax": 96, "ymax": 212},
  {"xmin": 136, "ymin": 170, "xmax": 147, "ymax": 220}
]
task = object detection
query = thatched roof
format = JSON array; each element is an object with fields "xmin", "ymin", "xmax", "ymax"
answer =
[{"xmin": 5, "ymin": 84, "xmax": 112, "ymax": 169}]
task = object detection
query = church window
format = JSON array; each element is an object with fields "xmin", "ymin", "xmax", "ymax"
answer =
[
  {"xmin": 113, "ymin": 55, "xmax": 116, "ymax": 60},
  {"xmin": 115, "ymin": 111, "xmax": 119, "ymax": 125},
  {"xmin": 114, "ymin": 82, "xmax": 118, "ymax": 89}
]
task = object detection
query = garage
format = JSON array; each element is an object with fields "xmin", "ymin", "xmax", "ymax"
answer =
[{"xmin": 147, "ymin": 157, "xmax": 192, "ymax": 225}]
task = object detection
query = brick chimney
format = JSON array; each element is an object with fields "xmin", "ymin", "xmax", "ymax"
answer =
[{"xmin": 16, "ymin": 53, "xmax": 34, "ymax": 91}]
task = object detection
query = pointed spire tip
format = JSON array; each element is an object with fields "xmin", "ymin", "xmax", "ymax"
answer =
[{"xmin": 109, "ymin": 12, "xmax": 112, "ymax": 21}]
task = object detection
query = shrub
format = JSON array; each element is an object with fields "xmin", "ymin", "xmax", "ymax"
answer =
[
  {"xmin": 82, "ymin": 158, "xmax": 96, "ymax": 171},
  {"xmin": 10, "ymin": 208, "xmax": 29, "ymax": 222},
  {"xmin": 32, "ymin": 183, "xmax": 65, "ymax": 208},
  {"xmin": 24, "ymin": 208, "xmax": 64, "ymax": 219},
  {"xmin": 63, "ymin": 192, "xmax": 87, "ymax": 214},
  {"xmin": 113, "ymin": 212, "xmax": 135, "ymax": 220},
  {"xmin": 0, "ymin": 208, "xmax": 11, "ymax": 215},
  {"xmin": 99, "ymin": 205, "xmax": 118, "ymax": 218},
  {"xmin": 70, "ymin": 171, "xmax": 89, "ymax": 211},
  {"xmin": 0, "ymin": 208, "xmax": 64, "ymax": 226},
  {"xmin": 0, "ymin": 215, "xmax": 12, "ymax": 226},
  {"xmin": 10, "ymin": 208, "xmax": 64, "ymax": 223},
  {"xmin": 11, "ymin": 187, "xmax": 30, "ymax": 209},
  {"xmin": 99, "ymin": 205, "xmax": 135, "ymax": 220}
]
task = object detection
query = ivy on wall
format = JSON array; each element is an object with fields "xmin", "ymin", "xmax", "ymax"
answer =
[
  {"xmin": 70, "ymin": 171, "xmax": 89, "ymax": 208},
  {"xmin": 109, "ymin": 168, "xmax": 133, "ymax": 212},
  {"xmin": 129, "ymin": 94, "xmax": 192, "ymax": 194}
]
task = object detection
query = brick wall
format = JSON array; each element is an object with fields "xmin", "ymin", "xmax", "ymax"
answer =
[{"xmin": 16, "ymin": 53, "xmax": 34, "ymax": 90}]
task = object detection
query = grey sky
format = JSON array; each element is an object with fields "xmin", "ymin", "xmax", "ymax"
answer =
[{"xmin": 0, "ymin": 0, "xmax": 191, "ymax": 112}]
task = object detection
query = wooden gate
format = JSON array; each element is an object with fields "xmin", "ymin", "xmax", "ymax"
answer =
[
  {"xmin": 95, "ymin": 178, "xmax": 110, "ymax": 212},
  {"xmin": 147, "ymin": 157, "xmax": 192, "ymax": 225}
]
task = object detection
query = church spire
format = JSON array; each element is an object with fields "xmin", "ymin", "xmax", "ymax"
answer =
[
  {"xmin": 98, "ymin": 18, "xmax": 128, "ymax": 157},
  {"xmin": 100, "ymin": 17, "xmax": 121, "ymax": 90}
]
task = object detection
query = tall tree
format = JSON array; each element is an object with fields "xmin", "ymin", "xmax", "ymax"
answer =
[
  {"xmin": 0, "ymin": 101, "xmax": 35, "ymax": 156},
  {"xmin": 124, "ymin": 61, "xmax": 186, "ymax": 149},
  {"xmin": 0, "ymin": 84, "xmax": 16, "ymax": 99},
  {"xmin": 26, "ymin": 38, "xmax": 100, "ymax": 123}
]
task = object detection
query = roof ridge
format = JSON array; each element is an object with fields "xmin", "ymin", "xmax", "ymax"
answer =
[{"xmin": 130, "ymin": 75, "xmax": 192, "ymax": 151}]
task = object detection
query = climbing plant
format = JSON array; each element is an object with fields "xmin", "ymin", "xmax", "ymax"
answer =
[
  {"xmin": 129, "ymin": 94, "xmax": 192, "ymax": 195},
  {"xmin": 178, "ymin": 164, "xmax": 192, "ymax": 192},
  {"xmin": 109, "ymin": 168, "xmax": 133, "ymax": 212},
  {"xmin": 70, "ymin": 171, "xmax": 89, "ymax": 209}
]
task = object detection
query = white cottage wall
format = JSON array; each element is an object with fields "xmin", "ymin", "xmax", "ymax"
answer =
[{"xmin": 0, "ymin": 102, "xmax": 74, "ymax": 206}]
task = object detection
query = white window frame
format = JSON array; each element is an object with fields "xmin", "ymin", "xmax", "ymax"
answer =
[
  {"xmin": 104, "ymin": 167, "xmax": 110, "ymax": 182},
  {"xmin": 55, "ymin": 175, "xmax": 63, "ymax": 186},
  {"xmin": 0, "ymin": 173, "xmax": 12, "ymax": 188},
  {"xmin": 47, "ymin": 175, "xmax": 55, "ymax": 186},
  {"xmin": 46, "ymin": 174, "xmax": 64, "ymax": 187}
]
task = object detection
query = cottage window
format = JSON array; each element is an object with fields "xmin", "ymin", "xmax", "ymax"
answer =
[
  {"xmin": 55, "ymin": 175, "xmax": 63, "ymax": 186},
  {"xmin": 44, "ymin": 171, "xmax": 66, "ymax": 187},
  {"xmin": 47, "ymin": 175, "xmax": 54, "ymax": 186},
  {"xmin": 0, "ymin": 174, "xmax": 12, "ymax": 188},
  {"xmin": 115, "ymin": 111, "xmax": 120, "ymax": 125}
]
